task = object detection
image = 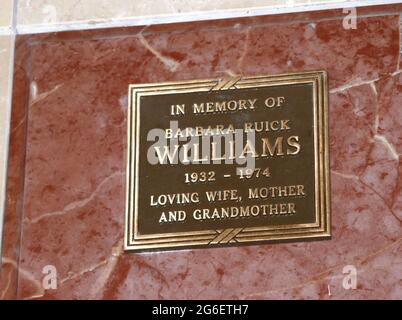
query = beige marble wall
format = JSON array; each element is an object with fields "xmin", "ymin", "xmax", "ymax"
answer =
[
  {"xmin": 0, "ymin": 0, "xmax": 13, "ymax": 28},
  {"xmin": 15, "ymin": 0, "xmax": 371, "ymax": 31},
  {"xmin": 16, "ymin": 0, "xmax": 336, "ymax": 25}
]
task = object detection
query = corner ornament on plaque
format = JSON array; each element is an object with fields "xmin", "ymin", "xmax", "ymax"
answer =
[{"xmin": 125, "ymin": 70, "xmax": 331, "ymax": 252}]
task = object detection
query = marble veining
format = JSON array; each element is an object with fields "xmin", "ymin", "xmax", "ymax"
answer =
[{"xmin": 0, "ymin": 8, "xmax": 401, "ymax": 299}]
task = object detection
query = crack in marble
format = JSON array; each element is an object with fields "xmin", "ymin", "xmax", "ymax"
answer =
[
  {"xmin": 134, "ymin": 256, "xmax": 170, "ymax": 289},
  {"xmin": 397, "ymin": 19, "xmax": 401, "ymax": 70},
  {"xmin": 26, "ymin": 171, "xmax": 124, "ymax": 224},
  {"xmin": 372, "ymin": 134, "xmax": 400, "ymax": 160},
  {"xmin": 331, "ymin": 170, "xmax": 359, "ymax": 180},
  {"xmin": 224, "ymin": 69, "xmax": 238, "ymax": 77},
  {"xmin": 138, "ymin": 33, "xmax": 180, "ymax": 72},
  {"xmin": 332, "ymin": 169, "xmax": 401, "ymax": 223},
  {"xmin": 391, "ymin": 69, "xmax": 402, "ymax": 76},
  {"xmin": 241, "ymin": 238, "xmax": 401, "ymax": 299},
  {"xmin": 330, "ymin": 77, "xmax": 380, "ymax": 94},
  {"xmin": 87, "ymin": 239, "xmax": 123, "ymax": 298},
  {"xmin": 236, "ymin": 26, "xmax": 250, "ymax": 72},
  {"xmin": 26, "ymin": 239, "xmax": 125, "ymax": 299},
  {"xmin": 372, "ymin": 81, "xmax": 380, "ymax": 136},
  {"xmin": 10, "ymin": 115, "xmax": 27, "ymax": 134},
  {"xmin": 332, "ymin": 75, "xmax": 400, "ymax": 221},
  {"xmin": 358, "ymin": 175, "xmax": 402, "ymax": 223},
  {"xmin": 60, "ymin": 259, "xmax": 109, "ymax": 285},
  {"xmin": 0, "ymin": 268, "xmax": 13, "ymax": 299},
  {"xmin": 1, "ymin": 257, "xmax": 44, "ymax": 300},
  {"xmin": 54, "ymin": 239, "xmax": 124, "ymax": 300},
  {"xmin": 22, "ymin": 292, "xmax": 45, "ymax": 300},
  {"xmin": 369, "ymin": 82, "xmax": 378, "ymax": 96},
  {"xmin": 30, "ymin": 82, "xmax": 64, "ymax": 107}
]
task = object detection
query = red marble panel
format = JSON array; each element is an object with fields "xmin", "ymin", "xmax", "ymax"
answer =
[
  {"xmin": 0, "ymin": 38, "xmax": 31, "ymax": 300},
  {"xmin": 1, "ymin": 6, "xmax": 401, "ymax": 300}
]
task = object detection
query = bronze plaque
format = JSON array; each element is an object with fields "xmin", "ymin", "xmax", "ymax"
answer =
[{"xmin": 125, "ymin": 71, "xmax": 330, "ymax": 252}]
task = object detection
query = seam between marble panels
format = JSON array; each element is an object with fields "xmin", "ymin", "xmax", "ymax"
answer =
[
  {"xmin": 14, "ymin": 11, "xmax": 36, "ymax": 299},
  {"xmin": 25, "ymin": 11, "xmax": 402, "ymax": 47},
  {"xmin": 14, "ymin": 1, "xmax": 402, "ymax": 35},
  {"xmin": 0, "ymin": 0, "xmax": 18, "ymax": 287}
]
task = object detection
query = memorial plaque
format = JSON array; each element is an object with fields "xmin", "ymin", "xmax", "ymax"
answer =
[{"xmin": 125, "ymin": 71, "xmax": 330, "ymax": 252}]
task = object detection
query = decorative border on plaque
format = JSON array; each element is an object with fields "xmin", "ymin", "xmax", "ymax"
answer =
[{"xmin": 125, "ymin": 70, "xmax": 330, "ymax": 251}]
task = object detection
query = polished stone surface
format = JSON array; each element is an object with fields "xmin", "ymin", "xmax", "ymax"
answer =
[
  {"xmin": 16, "ymin": 0, "xmax": 343, "ymax": 28},
  {"xmin": 1, "ymin": 6, "xmax": 401, "ymax": 299}
]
